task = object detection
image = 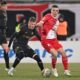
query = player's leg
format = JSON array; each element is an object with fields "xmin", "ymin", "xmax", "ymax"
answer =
[
  {"xmin": 0, "ymin": 32, "xmax": 10, "ymax": 70},
  {"xmin": 50, "ymin": 48, "xmax": 59, "ymax": 77},
  {"xmin": 8, "ymin": 46, "xmax": 24, "ymax": 76},
  {"xmin": 33, "ymin": 54, "xmax": 44, "ymax": 71},
  {"xmin": 12, "ymin": 52, "xmax": 24, "ymax": 69},
  {"xmin": 58, "ymin": 47, "xmax": 71, "ymax": 76},
  {"xmin": 25, "ymin": 46, "xmax": 44, "ymax": 73},
  {"xmin": 41, "ymin": 40, "xmax": 58, "ymax": 77},
  {"xmin": 3, "ymin": 48, "xmax": 9, "ymax": 70}
]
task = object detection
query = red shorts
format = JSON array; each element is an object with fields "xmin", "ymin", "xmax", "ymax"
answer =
[{"xmin": 41, "ymin": 38, "xmax": 62, "ymax": 52}]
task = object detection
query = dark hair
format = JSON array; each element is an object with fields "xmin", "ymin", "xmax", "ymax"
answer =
[
  {"xmin": 59, "ymin": 14, "xmax": 64, "ymax": 19},
  {"xmin": 29, "ymin": 17, "xmax": 36, "ymax": 22},
  {"xmin": 58, "ymin": 14, "xmax": 65, "ymax": 21},
  {"xmin": 51, "ymin": 5, "xmax": 59, "ymax": 9},
  {"xmin": 1, "ymin": 1, "xmax": 7, "ymax": 6}
]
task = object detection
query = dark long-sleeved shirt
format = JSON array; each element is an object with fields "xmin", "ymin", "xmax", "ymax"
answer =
[
  {"xmin": 0, "ymin": 10, "xmax": 7, "ymax": 29},
  {"xmin": 8, "ymin": 24, "xmax": 41, "ymax": 47}
]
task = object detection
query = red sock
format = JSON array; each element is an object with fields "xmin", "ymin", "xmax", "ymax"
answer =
[
  {"xmin": 52, "ymin": 57, "xmax": 57, "ymax": 69},
  {"xmin": 62, "ymin": 56, "xmax": 68, "ymax": 70}
]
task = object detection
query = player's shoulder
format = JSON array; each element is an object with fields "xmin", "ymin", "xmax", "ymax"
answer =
[
  {"xmin": 43, "ymin": 13, "xmax": 52, "ymax": 20},
  {"xmin": 45, "ymin": 13, "xmax": 51, "ymax": 17}
]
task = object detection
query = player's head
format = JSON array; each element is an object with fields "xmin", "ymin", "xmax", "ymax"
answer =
[
  {"xmin": 51, "ymin": 5, "xmax": 59, "ymax": 18},
  {"xmin": 28, "ymin": 17, "xmax": 36, "ymax": 30},
  {"xmin": 0, "ymin": 1, "xmax": 7, "ymax": 10}
]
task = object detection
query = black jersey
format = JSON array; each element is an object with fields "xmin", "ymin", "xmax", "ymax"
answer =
[
  {"xmin": 8, "ymin": 24, "xmax": 41, "ymax": 47},
  {"xmin": 0, "ymin": 10, "xmax": 7, "ymax": 29}
]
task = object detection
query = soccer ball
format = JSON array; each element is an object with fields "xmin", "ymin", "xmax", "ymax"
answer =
[{"xmin": 43, "ymin": 68, "xmax": 51, "ymax": 77}]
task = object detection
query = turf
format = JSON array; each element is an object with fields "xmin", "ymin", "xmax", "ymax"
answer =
[{"xmin": 0, "ymin": 63, "xmax": 80, "ymax": 80}]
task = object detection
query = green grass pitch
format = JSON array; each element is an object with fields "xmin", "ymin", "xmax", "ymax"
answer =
[{"xmin": 0, "ymin": 63, "xmax": 80, "ymax": 80}]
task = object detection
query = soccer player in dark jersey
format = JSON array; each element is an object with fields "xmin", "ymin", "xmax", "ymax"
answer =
[
  {"xmin": 8, "ymin": 17, "xmax": 45, "ymax": 76},
  {"xmin": 0, "ymin": 1, "xmax": 10, "ymax": 70}
]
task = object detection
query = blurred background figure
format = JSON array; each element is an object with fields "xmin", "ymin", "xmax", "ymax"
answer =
[
  {"xmin": 15, "ymin": 16, "xmax": 27, "ymax": 32},
  {"xmin": 0, "ymin": 1, "xmax": 10, "ymax": 70},
  {"xmin": 57, "ymin": 14, "xmax": 68, "ymax": 41}
]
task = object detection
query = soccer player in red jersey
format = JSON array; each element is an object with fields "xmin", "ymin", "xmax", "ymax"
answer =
[{"xmin": 36, "ymin": 5, "xmax": 71, "ymax": 77}]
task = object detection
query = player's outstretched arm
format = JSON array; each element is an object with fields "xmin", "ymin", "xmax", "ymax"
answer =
[{"xmin": 36, "ymin": 21, "xmax": 43, "ymax": 27}]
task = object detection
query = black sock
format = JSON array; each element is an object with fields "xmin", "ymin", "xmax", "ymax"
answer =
[
  {"xmin": 4, "ymin": 50, "xmax": 9, "ymax": 69},
  {"xmin": 12, "ymin": 58, "xmax": 21, "ymax": 68},
  {"xmin": 34, "ymin": 55, "xmax": 44, "ymax": 71}
]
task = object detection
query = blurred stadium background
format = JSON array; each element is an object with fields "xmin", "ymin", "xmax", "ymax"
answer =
[
  {"xmin": 2, "ymin": 0, "xmax": 80, "ymax": 40},
  {"xmin": 0, "ymin": 0, "xmax": 80, "ymax": 80}
]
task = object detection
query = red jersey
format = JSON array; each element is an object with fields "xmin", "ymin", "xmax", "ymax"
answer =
[{"xmin": 41, "ymin": 13, "xmax": 59, "ymax": 40}]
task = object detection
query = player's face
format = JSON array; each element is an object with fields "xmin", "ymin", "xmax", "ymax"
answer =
[
  {"xmin": 51, "ymin": 7, "xmax": 59, "ymax": 17},
  {"xmin": 28, "ymin": 21, "xmax": 36, "ymax": 30}
]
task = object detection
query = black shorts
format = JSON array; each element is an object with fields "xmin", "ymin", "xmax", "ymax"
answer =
[
  {"xmin": 13, "ymin": 43, "xmax": 36, "ymax": 58},
  {"xmin": 0, "ymin": 29, "xmax": 7, "ymax": 44}
]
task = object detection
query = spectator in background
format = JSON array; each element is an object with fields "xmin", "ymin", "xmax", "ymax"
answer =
[
  {"xmin": 15, "ymin": 16, "xmax": 27, "ymax": 32},
  {"xmin": 57, "ymin": 14, "xmax": 68, "ymax": 41}
]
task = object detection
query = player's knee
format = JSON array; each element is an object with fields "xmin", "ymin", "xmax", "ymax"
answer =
[
  {"xmin": 16, "ymin": 52, "xmax": 24, "ymax": 61},
  {"xmin": 59, "ymin": 50, "xmax": 66, "ymax": 57},
  {"xmin": 33, "ymin": 55, "xmax": 42, "ymax": 63},
  {"xmin": 16, "ymin": 57, "xmax": 22, "ymax": 62}
]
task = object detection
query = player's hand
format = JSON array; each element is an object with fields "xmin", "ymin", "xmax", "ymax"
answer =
[{"xmin": 5, "ymin": 47, "xmax": 10, "ymax": 53}]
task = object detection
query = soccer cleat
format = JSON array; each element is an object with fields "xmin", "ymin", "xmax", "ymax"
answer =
[
  {"xmin": 41, "ymin": 68, "xmax": 51, "ymax": 77},
  {"xmin": 52, "ymin": 68, "xmax": 58, "ymax": 77},
  {"xmin": 41, "ymin": 69, "xmax": 45, "ymax": 76},
  {"xmin": 8, "ymin": 68, "xmax": 14, "ymax": 76},
  {"xmin": 64, "ymin": 70, "xmax": 71, "ymax": 76},
  {"xmin": 5, "ymin": 68, "xmax": 9, "ymax": 71},
  {"xmin": 8, "ymin": 71, "xmax": 13, "ymax": 76}
]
